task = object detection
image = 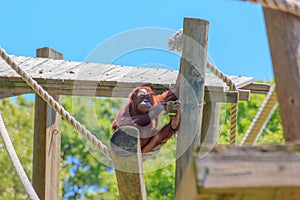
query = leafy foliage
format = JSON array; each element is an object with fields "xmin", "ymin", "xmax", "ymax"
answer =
[
  {"xmin": 0, "ymin": 87, "xmax": 285, "ymax": 199},
  {"xmin": 0, "ymin": 97, "xmax": 34, "ymax": 199},
  {"xmin": 218, "ymin": 93, "xmax": 284, "ymax": 144}
]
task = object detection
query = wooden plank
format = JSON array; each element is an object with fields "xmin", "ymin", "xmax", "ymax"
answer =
[
  {"xmin": 230, "ymin": 76, "xmax": 254, "ymax": 89},
  {"xmin": 174, "ymin": 143, "xmax": 300, "ymax": 200},
  {"xmin": 196, "ymin": 187, "xmax": 300, "ymax": 200},
  {"xmin": 0, "ymin": 55, "xmax": 255, "ymax": 88},
  {"xmin": 195, "ymin": 144, "xmax": 300, "ymax": 188},
  {"xmin": 241, "ymin": 86, "xmax": 277, "ymax": 145},
  {"xmin": 175, "ymin": 18, "xmax": 209, "ymax": 192},
  {"xmin": 242, "ymin": 83, "xmax": 270, "ymax": 94},
  {"xmin": 264, "ymin": 8, "xmax": 300, "ymax": 141},
  {"xmin": 110, "ymin": 126, "xmax": 146, "ymax": 200},
  {"xmin": 32, "ymin": 47, "xmax": 62, "ymax": 200},
  {"xmin": 27, "ymin": 59, "xmax": 66, "ymax": 77},
  {"xmin": 0, "ymin": 56, "xmax": 32, "ymax": 76},
  {"xmin": 0, "ymin": 54, "xmax": 263, "ymax": 99},
  {"xmin": 0, "ymin": 76, "xmax": 250, "ymax": 102}
]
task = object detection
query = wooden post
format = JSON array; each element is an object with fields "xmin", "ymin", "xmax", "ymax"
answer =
[
  {"xmin": 110, "ymin": 126, "xmax": 147, "ymax": 200},
  {"xmin": 263, "ymin": 9, "xmax": 300, "ymax": 141},
  {"xmin": 32, "ymin": 47, "xmax": 63, "ymax": 200},
  {"xmin": 175, "ymin": 18, "xmax": 209, "ymax": 192},
  {"xmin": 201, "ymin": 102, "xmax": 220, "ymax": 147}
]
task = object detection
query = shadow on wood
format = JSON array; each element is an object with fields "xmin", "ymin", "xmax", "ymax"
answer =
[{"xmin": 110, "ymin": 126, "xmax": 146, "ymax": 200}]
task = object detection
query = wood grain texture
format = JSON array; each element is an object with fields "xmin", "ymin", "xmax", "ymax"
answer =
[
  {"xmin": 264, "ymin": 8, "xmax": 300, "ymax": 141},
  {"xmin": 174, "ymin": 143, "xmax": 300, "ymax": 200},
  {"xmin": 32, "ymin": 47, "xmax": 62, "ymax": 200},
  {"xmin": 200, "ymin": 102, "xmax": 220, "ymax": 148},
  {"xmin": 241, "ymin": 83, "xmax": 271, "ymax": 94},
  {"xmin": 175, "ymin": 17, "xmax": 209, "ymax": 192},
  {"xmin": 196, "ymin": 146, "xmax": 300, "ymax": 188},
  {"xmin": 0, "ymin": 54, "xmax": 258, "ymax": 100},
  {"xmin": 110, "ymin": 126, "xmax": 146, "ymax": 200},
  {"xmin": 242, "ymin": 86, "xmax": 277, "ymax": 145}
]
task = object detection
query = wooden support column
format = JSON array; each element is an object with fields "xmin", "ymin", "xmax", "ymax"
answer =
[
  {"xmin": 263, "ymin": 9, "xmax": 300, "ymax": 141},
  {"xmin": 32, "ymin": 47, "xmax": 63, "ymax": 200},
  {"xmin": 175, "ymin": 18, "xmax": 209, "ymax": 192},
  {"xmin": 110, "ymin": 126, "xmax": 146, "ymax": 200},
  {"xmin": 201, "ymin": 102, "xmax": 220, "ymax": 147}
]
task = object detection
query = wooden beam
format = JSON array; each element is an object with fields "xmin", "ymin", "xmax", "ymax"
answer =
[
  {"xmin": 0, "ymin": 92, "xmax": 27, "ymax": 99},
  {"xmin": 0, "ymin": 54, "xmax": 258, "ymax": 99},
  {"xmin": 0, "ymin": 75, "xmax": 253, "ymax": 102},
  {"xmin": 32, "ymin": 47, "xmax": 63, "ymax": 200},
  {"xmin": 174, "ymin": 161, "xmax": 198, "ymax": 200},
  {"xmin": 175, "ymin": 18, "xmax": 209, "ymax": 192},
  {"xmin": 0, "ymin": 79, "xmax": 249, "ymax": 102},
  {"xmin": 193, "ymin": 143, "xmax": 300, "ymax": 200},
  {"xmin": 263, "ymin": 8, "xmax": 300, "ymax": 141},
  {"xmin": 110, "ymin": 126, "xmax": 146, "ymax": 200},
  {"xmin": 241, "ymin": 85, "xmax": 277, "ymax": 145},
  {"xmin": 200, "ymin": 102, "xmax": 220, "ymax": 148},
  {"xmin": 241, "ymin": 83, "xmax": 271, "ymax": 94}
]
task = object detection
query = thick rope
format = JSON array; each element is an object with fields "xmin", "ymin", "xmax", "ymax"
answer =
[
  {"xmin": 0, "ymin": 113, "xmax": 40, "ymax": 200},
  {"xmin": 0, "ymin": 47, "xmax": 112, "ymax": 158},
  {"xmin": 240, "ymin": 0, "xmax": 300, "ymax": 18},
  {"xmin": 207, "ymin": 62, "xmax": 238, "ymax": 145}
]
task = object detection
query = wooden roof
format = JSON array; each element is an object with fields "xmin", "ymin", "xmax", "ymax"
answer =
[{"xmin": 0, "ymin": 55, "xmax": 269, "ymax": 101}]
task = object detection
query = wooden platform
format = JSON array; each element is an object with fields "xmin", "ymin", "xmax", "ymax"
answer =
[
  {"xmin": 175, "ymin": 143, "xmax": 300, "ymax": 200},
  {"xmin": 0, "ymin": 55, "xmax": 269, "ymax": 101}
]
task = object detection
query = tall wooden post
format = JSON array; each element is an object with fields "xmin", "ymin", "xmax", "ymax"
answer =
[
  {"xmin": 32, "ymin": 47, "xmax": 63, "ymax": 200},
  {"xmin": 110, "ymin": 126, "xmax": 146, "ymax": 200},
  {"xmin": 263, "ymin": 9, "xmax": 300, "ymax": 141},
  {"xmin": 201, "ymin": 102, "xmax": 220, "ymax": 147},
  {"xmin": 175, "ymin": 18, "xmax": 209, "ymax": 192}
]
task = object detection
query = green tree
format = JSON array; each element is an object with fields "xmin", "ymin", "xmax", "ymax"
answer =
[
  {"xmin": 0, "ymin": 86, "xmax": 285, "ymax": 200},
  {"xmin": 60, "ymin": 96, "xmax": 122, "ymax": 199},
  {"xmin": 0, "ymin": 96, "xmax": 34, "ymax": 199},
  {"xmin": 218, "ymin": 92, "xmax": 284, "ymax": 144}
]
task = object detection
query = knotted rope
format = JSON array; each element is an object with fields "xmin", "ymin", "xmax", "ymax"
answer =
[
  {"xmin": 169, "ymin": 30, "xmax": 238, "ymax": 144},
  {"xmin": 240, "ymin": 0, "xmax": 300, "ymax": 18},
  {"xmin": 0, "ymin": 47, "xmax": 112, "ymax": 158}
]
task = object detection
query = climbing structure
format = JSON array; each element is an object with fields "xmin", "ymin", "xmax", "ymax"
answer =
[
  {"xmin": 175, "ymin": 0, "xmax": 300, "ymax": 199},
  {"xmin": 0, "ymin": 0, "xmax": 299, "ymax": 199}
]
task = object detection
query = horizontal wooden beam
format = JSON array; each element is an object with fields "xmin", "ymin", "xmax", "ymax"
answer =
[
  {"xmin": 176, "ymin": 143, "xmax": 300, "ymax": 200},
  {"xmin": 0, "ymin": 55, "xmax": 258, "ymax": 99},
  {"xmin": 242, "ymin": 83, "xmax": 271, "ymax": 94},
  {"xmin": 0, "ymin": 77, "xmax": 251, "ymax": 102},
  {"xmin": 190, "ymin": 143, "xmax": 300, "ymax": 200}
]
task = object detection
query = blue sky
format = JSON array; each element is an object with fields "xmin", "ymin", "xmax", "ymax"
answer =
[{"xmin": 0, "ymin": 0, "xmax": 273, "ymax": 80}]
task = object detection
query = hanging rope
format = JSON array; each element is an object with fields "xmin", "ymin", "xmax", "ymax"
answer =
[
  {"xmin": 168, "ymin": 31, "xmax": 238, "ymax": 144},
  {"xmin": 0, "ymin": 47, "xmax": 112, "ymax": 159},
  {"xmin": 0, "ymin": 113, "xmax": 40, "ymax": 200},
  {"xmin": 207, "ymin": 62, "xmax": 238, "ymax": 145},
  {"xmin": 240, "ymin": 0, "xmax": 300, "ymax": 19}
]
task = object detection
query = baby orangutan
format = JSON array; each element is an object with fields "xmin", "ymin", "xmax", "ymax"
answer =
[{"xmin": 112, "ymin": 86, "xmax": 181, "ymax": 154}]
